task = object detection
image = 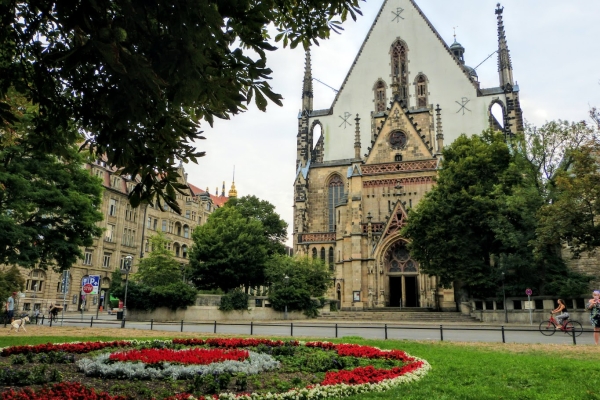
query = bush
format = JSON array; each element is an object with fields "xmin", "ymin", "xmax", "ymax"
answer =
[
  {"xmin": 111, "ymin": 280, "xmax": 197, "ymax": 311},
  {"xmin": 151, "ymin": 281, "xmax": 198, "ymax": 310},
  {"xmin": 219, "ymin": 289, "xmax": 249, "ymax": 312}
]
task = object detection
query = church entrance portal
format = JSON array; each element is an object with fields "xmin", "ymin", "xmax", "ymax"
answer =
[
  {"xmin": 389, "ymin": 277, "xmax": 402, "ymax": 307},
  {"xmin": 404, "ymin": 276, "xmax": 419, "ymax": 307},
  {"xmin": 384, "ymin": 241, "xmax": 421, "ymax": 308},
  {"xmin": 387, "ymin": 276, "xmax": 419, "ymax": 307}
]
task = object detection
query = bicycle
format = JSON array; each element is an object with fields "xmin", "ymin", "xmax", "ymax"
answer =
[
  {"xmin": 48, "ymin": 311, "xmax": 59, "ymax": 324},
  {"xmin": 539, "ymin": 314, "xmax": 583, "ymax": 337}
]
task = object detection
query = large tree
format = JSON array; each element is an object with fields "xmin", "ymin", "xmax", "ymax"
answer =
[
  {"xmin": 190, "ymin": 196, "xmax": 287, "ymax": 293},
  {"xmin": 536, "ymin": 143, "xmax": 600, "ymax": 258},
  {"xmin": 134, "ymin": 232, "xmax": 183, "ymax": 286},
  {"xmin": 402, "ymin": 129, "xmax": 590, "ymax": 299},
  {"xmin": 0, "ymin": 0, "xmax": 363, "ymax": 211},
  {"xmin": 110, "ymin": 232, "xmax": 197, "ymax": 311},
  {"xmin": 226, "ymin": 195, "xmax": 288, "ymax": 255},
  {"xmin": 0, "ymin": 92, "xmax": 104, "ymax": 271},
  {"xmin": 265, "ymin": 254, "xmax": 332, "ymax": 317}
]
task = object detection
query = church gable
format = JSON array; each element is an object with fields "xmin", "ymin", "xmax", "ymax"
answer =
[
  {"xmin": 305, "ymin": 0, "xmax": 517, "ymax": 163},
  {"xmin": 381, "ymin": 199, "xmax": 409, "ymax": 239},
  {"xmin": 365, "ymin": 100, "xmax": 433, "ymax": 165}
]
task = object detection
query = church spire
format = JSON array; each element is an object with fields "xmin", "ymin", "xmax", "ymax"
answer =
[
  {"xmin": 221, "ymin": 181, "xmax": 225, "ymax": 197},
  {"xmin": 354, "ymin": 114, "xmax": 361, "ymax": 159},
  {"xmin": 228, "ymin": 166, "xmax": 238, "ymax": 198},
  {"xmin": 495, "ymin": 3, "xmax": 514, "ymax": 89},
  {"xmin": 301, "ymin": 49, "xmax": 313, "ymax": 112}
]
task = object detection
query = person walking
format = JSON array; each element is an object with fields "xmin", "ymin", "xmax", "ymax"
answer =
[
  {"xmin": 587, "ymin": 290, "xmax": 600, "ymax": 345},
  {"xmin": 6, "ymin": 292, "xmax": 16, "ymax": 323}
]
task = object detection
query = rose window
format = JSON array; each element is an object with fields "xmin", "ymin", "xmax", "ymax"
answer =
[{"xmin": 385, "ymin": 241, "xmax": 418, "ymax": 273}]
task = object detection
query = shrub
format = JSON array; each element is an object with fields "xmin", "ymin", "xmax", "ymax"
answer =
[
  {"xmin": 219, "ymin": 289, "xmax": 249, "ymax": 312},
  {"xmin": 111, "ymin": 281, "xmax": 197, "ymax": 311}
]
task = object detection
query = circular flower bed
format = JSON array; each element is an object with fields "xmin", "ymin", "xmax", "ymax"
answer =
[{"xmin": 0, "ymin": 338, "xmax": 430, "ymax": 399}]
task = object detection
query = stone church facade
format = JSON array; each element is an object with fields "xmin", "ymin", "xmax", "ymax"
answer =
[{"xmin": 292, "ymin": 1, "xmax": 523, "ymax": 311}]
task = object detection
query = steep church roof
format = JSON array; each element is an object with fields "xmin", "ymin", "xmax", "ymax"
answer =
[{"xmin": 330, "ymin": 0, "xmax": 478, "ymax": 110}]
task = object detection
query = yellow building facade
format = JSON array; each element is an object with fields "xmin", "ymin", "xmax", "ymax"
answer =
[{"xmin": 11, "ymin": 161, "xmax": 234, "ymax": 314}]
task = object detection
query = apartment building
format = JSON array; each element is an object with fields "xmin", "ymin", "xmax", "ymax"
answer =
[{"xmin": 12, "ymin": 161, "xmax": 234, "ymax": 314}]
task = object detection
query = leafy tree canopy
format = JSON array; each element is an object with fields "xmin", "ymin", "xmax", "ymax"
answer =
[
  {"xmin": 265, "ymin": 254, "xmax": 332, "ymax": 317},
  {"xmin": 0, "ymin": 0, "xmax": 363, "ymax": 211},
  {"xmin": 225, "ymin": 195, "xmax": 288, "ymax": 255},
  {"xmin": 536, "ymin": 143, "xmax": 600, "ymax": 258},
  {"xmin": 402, "ymin": 129, "xmax": 590, "ymax": 299},
  {"xmin": 190, "ymin": 203, "xmax": 273, "ymax": 293},
  {"xmin": 0, "ymin": 266, "xmax": 25, "ymax": 309},
  {"xmin": 110, "ymin": 231, "xmax": 197, "ymax": 311},
  {"xmin": 0, "ymin": 91, "xmax": 104, "ymax": 272},
  {"xmin": 134, "ymin": 232, "xmax": 183, "ymax": 286}
]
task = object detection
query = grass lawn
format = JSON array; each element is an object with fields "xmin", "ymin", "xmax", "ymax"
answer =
[{"xmin": 1, "ymin": 326, "xmax": 599, "ymax": 399}]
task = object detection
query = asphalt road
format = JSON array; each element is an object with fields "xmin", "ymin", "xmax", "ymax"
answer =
[{"xmin": 35, "ymin": 314, "xmax": 597, "ymax": 345}]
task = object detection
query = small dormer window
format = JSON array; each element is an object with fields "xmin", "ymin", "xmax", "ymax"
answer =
[{"xmin": 395, "ymin": 154, "xmax": 403, "ymax": 162}]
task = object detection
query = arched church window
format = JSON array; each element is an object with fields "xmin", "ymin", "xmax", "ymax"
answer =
[
  {"xmin": 415, "ymin": 74, "xmax": 428, "ymax": 108},
  {"xmin": 384, "ymin": 241, "xmax": 418, "ymax": 273},
  {"xmin": 328, "ymin": 175, "xmax": 344, "ymax": 232},
  {"xmin": 390, "ymin": 40, "xmax": 409, "ymax": 102},
  {"xmin": 328, "ymin": 247, "xmax": 334, "ymax": 266},
  {"xmin": 312, "ymin": 248, "xmax": 317, "ymax": 259},
  {"xmin": 320, "ymin": 247, "xmax": 326, "ymax": 261},
  {"xmin": 373, "ymin": 80, "xmax": 387, "ymax": 112}
]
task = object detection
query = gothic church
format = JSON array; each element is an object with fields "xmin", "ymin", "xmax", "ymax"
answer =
[{"xmin": 293, "ymin": 1, "xmax": 523, "ymax": 311}]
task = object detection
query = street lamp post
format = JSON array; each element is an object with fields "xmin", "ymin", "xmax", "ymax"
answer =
[
  {"xmin": 501, "ymin": 271, "xmax": 508, "ymax": 323},
  {"xmin": 283, "ymin": 275, "xmax": 289, "ymax": 320},
  {"xmin": 123, "ymin": 256, "xmax": 133, "ymax": 320}
]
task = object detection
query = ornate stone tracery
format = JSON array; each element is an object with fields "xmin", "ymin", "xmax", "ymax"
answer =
[
  {"xmin": 362, "ymin": 160, "xmax": 437, "ymax": 175},
  {"xmin": 384, "ymin": 241, "xmax": 418, "ymax": 273},
  {"xmin": 363, "ymin": 176, "xmax": 433, "ymax": 188}
]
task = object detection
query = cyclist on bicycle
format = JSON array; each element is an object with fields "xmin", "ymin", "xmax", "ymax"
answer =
[
  {"xmin": 552, "ymin": 299, "xmax": 569, "ymax": 328},
  {"xmin": 48, "ymin": 303, "xmax": 59, "ymax": 320}
]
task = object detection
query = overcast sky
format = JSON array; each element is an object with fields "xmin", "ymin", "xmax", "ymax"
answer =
[{"xmin": 184, "ymin": 0, "xmax": 600, "ymax": 246}]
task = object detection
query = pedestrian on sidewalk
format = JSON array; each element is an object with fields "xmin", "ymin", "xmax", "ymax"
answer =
[
  {"xmin": 5, "ymin": 292, "xmax": 16, "ymax": 323},
  {"xmin": 588, "ymin": 290, "xmax": 600, "ymax": 345}
]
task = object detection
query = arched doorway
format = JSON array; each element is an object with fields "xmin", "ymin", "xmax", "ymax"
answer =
[{"xmin": 384, "ymin": 241, "xmax": 420, "ymax": 307}]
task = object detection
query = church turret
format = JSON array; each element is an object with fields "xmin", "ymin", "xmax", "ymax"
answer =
[
  {"xmin": 435, "ymin": 104, "xmax": 444, "ymax": 154},
  {"xmin": 221, "ymin": 181, "xmax": 225, "ymax": 197},
  {"xmin": 449, "ymin": 34, "xmax": 465, "ymax": 64},
  {"xmin": 296, "ymin": 50, "xmax": 313, "ymax": 170},
  {"xmin": 354, "ymin": 114, "xmax": 361, "ymax": 159},
  {"xmin": 496, "ymin": 3, "xmax": 514, "ymax": 89},
  {"xmin": 450, "ymin": 30, "xmax": 478, "ymax": 81},
  {"xmin": 301, "ymin": 49, "xmax": 313, "ymax": 112}
]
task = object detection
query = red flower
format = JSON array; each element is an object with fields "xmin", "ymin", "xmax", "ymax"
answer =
[
  {"xmin": 321, "ymin": 362, "xmax": 424, "ymax": 386},
  {"xmin": 335, "ymin": 344, "xmax": 414, "ymax": 362},
  {"xmin": 1, "ymin": 341, "xmax": 131, "ymax": 357},
  {"xmin": 204, "ymin": 338, "xmax": 298, "ymax": 348},
  {"xmin": 109, "ymin": 348, "xmax": 249, "ymax": 365},
  {"xmin": 0, "ymin": 381, "xmax": 129, "ymax": 399}
]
